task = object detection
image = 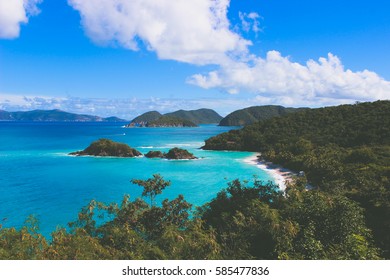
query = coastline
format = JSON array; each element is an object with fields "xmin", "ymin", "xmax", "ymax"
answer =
[{"xmin": 243, "ymin": 153, "xmax": 296, "ymax": 191}]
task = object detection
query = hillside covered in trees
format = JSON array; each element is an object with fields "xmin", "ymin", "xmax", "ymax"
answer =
[
  {"xmin": 126, "ymin": 108, "xmax": 222, "ymax": 127},
  {"xmin": 204, "ymin": 100, "xmax": 390, "ymax": 257},
  {"xmin": 218, "ymin": 105, "xmax": 305, "ymax": 126},
  {"xmin": 130, "ymin": 111, "xmax": 162, "ymax": 124},
  {"xmin": 165, "ymin": 109, "xmax": 223, "ymax": 124},
  {"xmin": 147, "ymin": 116, "xmax": 197, "ymax": 127}
]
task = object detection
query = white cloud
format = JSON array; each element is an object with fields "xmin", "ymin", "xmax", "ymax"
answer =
[
  {"xmin": 0, "ymin": 0, "xmax": 42, "ymax": 39},
  {"xmin": 68, "ymin": 0, "xmax": 250, "ymax": 65},
  {"xmin": 67, "ymin": 0, "xmax": 390, "ymax": 106},
  {"xmin": 239, "ymin": 12, "xmax": 262, "ymax": 33},
  {"xmin": 188, "ymin": 51, "xmax": 390, "ymax": 105}
]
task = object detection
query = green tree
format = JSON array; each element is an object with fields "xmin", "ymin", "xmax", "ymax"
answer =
[
  {"xmin": 131, "ymin": 174, "xmax": 171, "ymax": 207},
  {"xmin": 200, "ymin": 179, "xmax": 283, "ymax": 259},
  {"xmin": 0, "ymin": 216, "xmax": 47, "ymax": 260}
]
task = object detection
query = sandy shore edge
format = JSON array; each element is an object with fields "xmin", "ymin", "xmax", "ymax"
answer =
[{"xmin": 243, "ymin": 153, "xmax": 296, "ymax": 191}]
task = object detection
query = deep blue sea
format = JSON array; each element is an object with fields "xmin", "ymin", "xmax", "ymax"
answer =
[{"xmin": 0, "ymin": 122, "xmax": 272, "ymax": 237}]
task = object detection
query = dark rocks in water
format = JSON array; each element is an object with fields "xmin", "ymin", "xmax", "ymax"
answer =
[
  {"xmin": 145, "ymin": 148, "xmax": 197, "ymax": 159},
  {"xmin": 69, "ymin": 139, "xmax": 142, "ymax": 157},
  {"xmin": 165, "ymin": 147, "xmax": 197, "ymax": 160},
  {"xmin": 144, "ymin": 150, "xmax": 165, "ymax": 158},
  {"xmin": 69, "ymin": 139, "xmax": 197, "ymax": 160}
]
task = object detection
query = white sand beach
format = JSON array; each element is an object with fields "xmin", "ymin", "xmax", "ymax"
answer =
[{"xmin": 243, "ymin": 153, "xmax": 296, "ymax": 191}]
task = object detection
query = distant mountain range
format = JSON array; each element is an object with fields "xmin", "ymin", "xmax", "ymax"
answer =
[
  {"xmin": 218, "ymin": 105, "xmax": 307, "ymax": 126},
  {"xmin": 127, "ymin": 108, "xmax": 223, "ymax": 127},
  {"xmin": 0, "ymin": 106, "xmax": 307, "ymax": 126},
  {"xmin": 0, "ymin": 109, "xmax": 126, "ymax": 122}
]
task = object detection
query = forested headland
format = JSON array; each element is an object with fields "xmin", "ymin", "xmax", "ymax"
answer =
[{"xmin": 203, "ymin": 100, "xmax": 390, "ymax": 258}]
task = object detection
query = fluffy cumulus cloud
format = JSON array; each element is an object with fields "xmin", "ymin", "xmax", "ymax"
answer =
[
  {"xmin": 0, "ymin": 0, "xmax": 42, "ymax": 39},
  {"xmin": 188, "ymin": 51, "xmax": 390, "ymax": 105},
  {"xmin": 68, "ymin": 0, "xmax": 250, "ymax": 65},
  {"xmin": 68, "ymin": 0, "xmax": 390, "ymax": 105}
]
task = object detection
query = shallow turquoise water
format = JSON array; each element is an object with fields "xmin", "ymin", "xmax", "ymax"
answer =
[{"xmin": 0, "ymin": 122, "xmax": 272, "ymax": 236}]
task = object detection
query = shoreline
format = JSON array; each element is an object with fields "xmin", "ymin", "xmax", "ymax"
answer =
[{"xmin": 243, "ymin": 153, "xmax": 296, "ymax": 191}]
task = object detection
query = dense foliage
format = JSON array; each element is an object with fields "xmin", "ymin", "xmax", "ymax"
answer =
[
  {"xmin": 204, "ymin": 100, "xmax": 390, "ymax": 258},
  {"xmin": 130, "ymin": 111, "xmax": 162, "ymax": 123},
  {"xmin": 165, "ymin": 109, "xmax": 223, "ymax": 124},
  {"xmin": 0, "ymin": 175, "xmax": 380, "ymax": 260},
  {"xmin": 128, "ymin": 108, "xmax": 222, "ymax": 127},
  {"xmin": 219, "ymin": 105, "xmax": 305, "ymax": 126},
  {"xmin": 148, "ymin": 116, "xmax": 197, "ymax": 127}
]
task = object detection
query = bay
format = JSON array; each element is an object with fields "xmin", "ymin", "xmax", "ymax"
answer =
[{"xmin": 0, "ymin": 122, "xmax": 273, "ymax": 237}]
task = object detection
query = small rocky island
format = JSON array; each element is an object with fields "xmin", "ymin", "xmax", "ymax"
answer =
[
  {"xmin": 69, "ymin": 139, "xmax": 142, "ymax": 157},
  {"xmin": 144, "ymin": 150, "xmax": 165, "ymax": 158},
  {"xmin": 69, "ymin": 139, "xmax": 197, "ymax": 160},
  {"xmin": 145, "ymin": 147, "xmax": 197, "ymax": 160}
]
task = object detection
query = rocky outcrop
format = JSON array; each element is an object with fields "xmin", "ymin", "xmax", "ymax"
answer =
[
  {"xmin": 69, "ymin": 139, "xmax": 197, "ymax": 160},
  {"xmin": 69, "ymin": 139, "xmax": 142, "ymax": 157},
  {"xmin": 144, "ymin": 151, "xmax": 165, "ymax": 158},
  {"xmin": 165, "ymin": 148, "xmax": 197, "ymax": 160},
  {"xmin": 144, "ymin": 148, "xmax": 197, "ymax": 159}
]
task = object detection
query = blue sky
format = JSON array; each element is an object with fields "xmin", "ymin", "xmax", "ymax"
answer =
[{"xmin": 0, "ymin": 0, "xmax": 389, "ymax": 119}]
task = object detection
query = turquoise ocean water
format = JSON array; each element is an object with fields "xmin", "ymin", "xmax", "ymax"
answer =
[{"xmin": 0, "ymin": 122, "xmax": 272, "ymax": 237}]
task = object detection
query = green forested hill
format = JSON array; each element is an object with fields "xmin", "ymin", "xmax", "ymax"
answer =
[
  {"xmin": 165, "ymin": 108, "xmax": 223, "ymax": 124},
  {"xmin": 219, "ymin": 105, "xmax": 304, "ymax": 126},
  {"xmin": 204, "ymin": 100, "xmax": 390, "ymax": 257},
  {"xmin": 147, "ymin": 116, "xmax": 197, "ymax": 127},
  {"xmin": 205, "ymin": 101, "xmax": 390, "ymax": 150},
  {"xmin": 127, "ymin": 108, "xmax": 222, "ymax": 127},
  {"xmin": 130, "ymin": 111, "xmax": 162, "ymax": 123}
]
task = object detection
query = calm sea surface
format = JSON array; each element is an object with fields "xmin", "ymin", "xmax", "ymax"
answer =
[{"xmin": 0, "ymin": 122, "xmax": 272, "ymax": 236}]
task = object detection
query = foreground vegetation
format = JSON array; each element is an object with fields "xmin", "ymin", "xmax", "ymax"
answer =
[{"xmin": 0, "ymin": 175, "xmax": 381, "ymax": 259}]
